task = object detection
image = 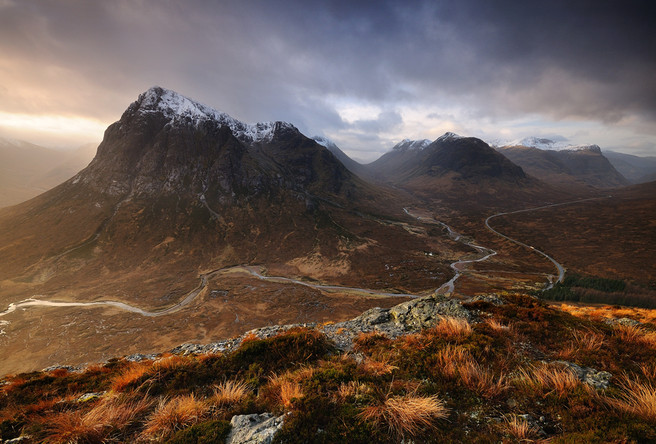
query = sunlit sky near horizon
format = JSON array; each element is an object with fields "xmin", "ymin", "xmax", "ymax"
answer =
[{"xmin": 1, "ymin": 0, "xmax": 655, "ymax": 162}]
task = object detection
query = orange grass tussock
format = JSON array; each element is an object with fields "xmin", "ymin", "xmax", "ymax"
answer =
[
  {"xmin": 434, "ymin": 344, "xmax": 507, "ymax": 397},
  {"xmin": 142, "ymin": 394, "xmax": 208, "ymax": 439},
  {"xmin": 111, "ymin": 362, "xmax": 150, "ymax": 392},
  {"xmin": 359, "ymin": 394, "xmax": 448, "ymax": 438},
  {"xmin": 433, "ymin": 316, "xmax": 472, "ymax": 337},
  {"xmin": 152, "ymin": 354, "xmax": 190, "ymax": 372},
  {"xmin": 336, "ymin": 381, "xmax": 371, "ymax": 401},
  {"xmin": 514, "ymin": 364, "xmax": 580, "ymax": 398},
  {"xmin": 213, "ymin": 379, "xmax": 251, "ymax": 406},
  {"xmin": 572, "ymin": 329, "xmax": 605, "ymax": 350},
  {"xmin": 268, "ymin": 373, "xmax": 304, "ymax": 409},
  {"xmin": 486, "ymin": 318, "xmax": 512, "ymax": 332},
  {"xmin": 608, "ymin": 377, "xmax": 656, "ymax": 421},
  {"xmin": 504, "ymin": 414, "xmax": 540, "ymax": 441},
  {"xmin": 362, "ymin": 357, "xmax": 399, "ymax": 376},
  {"xmin": 43, "ymin": 395, "xmax": 152, "ymax": 444},
  {"xmin": 614, "ymin": 324, "xmax": 656, "ymax": 347}
]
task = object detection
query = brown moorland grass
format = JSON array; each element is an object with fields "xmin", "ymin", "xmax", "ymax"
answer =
[
  {"xmin": 514, "ymin": 364, "xmax": 580, "ymax": 398},
  {"xmin": 267, "ymin": 373, "xmax": 304, "ymax": 409},
  {"xmin": 336, "ymin": 381, "xmax": 371, "ymax": 401},
  {"xmin": 614, "ymin": 324, "xmax": 656, "ymax": 348},
  {"xmin": 572, "ymin": 329, "xmax": 606, "ymax": 351},
  {"xmin": 434, "ymin": 344, "xmax": 507, "ymax": 398},
  {"xmin": 152, "ymin": 354, "xmax": 190, "ymax": 372},
  {"xmin": 504, "ymin": 414, "xmax": 540, "ymax": 441},
  {"xmin": 432, "ymin": 316, "xmax": 472, "ymax": 337},
  {"xmin": 213, "ymin": 379, "xmax": 251, "ymax": 407},
  {"xmin": 111, "ymin": 362, "xmax": 150, "ymax": 392},
  {"xmin": 556, "ymin": 328, "xmax": 606, "ymax": 360},
  {"xmin": 43, "ymin": 395, "xmax": 152, "ymax": 444},
  {"xmin": 142, "ymin": 394, "xmax": 208, "ymax": 440},
  {"xmin": 485, "ymin": 318, "xmax": 512, "ymax": 332},
  {"xmin": 359, "ymin": 394, "xmax": 448, "ymax": 438},
  {"xmin": 361, "ymin": 357, "xmax": 399, "ymax": 376},
  {"xmin": 608, "ymin": 377, "xmax": 656, "ymax": 421},
  {"xmin": 558, "ymin": 303, "xmax": 656, "ymax": 325}
]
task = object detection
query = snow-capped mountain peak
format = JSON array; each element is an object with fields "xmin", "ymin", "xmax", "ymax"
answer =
[
  {"xmin": 392, "ymin": 138, "xmax": 432, "ymax": 152},
  {"xmin": 134, "ymin": 86, "xmax": 296, "ymax": 143},
  {"xmin": 436, "ymin": 132, "xmax": 463, "ymax": 142},
  {"xmin": 511, "ymin": 136, "xmax": 571, "ymax": 150}
]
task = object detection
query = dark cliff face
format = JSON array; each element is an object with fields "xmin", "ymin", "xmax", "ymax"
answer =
[
  {"xmin": 74, "ymin": 87, "xmax": 356, "ymax": 205},
  {"xmin": 421, "ymin": 136, "xmax": 526, "ymax": 181}
]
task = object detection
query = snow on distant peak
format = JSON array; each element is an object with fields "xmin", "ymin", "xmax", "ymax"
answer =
[
  {"xmin": 135, "ymin": 86, "xmax": 296, "ymax": 143},
  {"xmin": 393, "ymin": 138, "xmax": 432, "ymax": 151},
  {"xmin": 513, "ymin": 136, "xmax": 571, "ymax": 150},
  {"xmin": 561, "ymin": 144, "xmax": 602, "ymax": 154},
  {"xmin": 312, "ymin": 136, "xmax": 338, "ymax": 150},
  {"xmin": 436, "ymin": 132, "xmax": 463, "ymax": 142}
]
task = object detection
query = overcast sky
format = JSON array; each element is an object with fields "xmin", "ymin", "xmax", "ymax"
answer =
[{"xmin": 1, "ymin": 0, "xmax": 654, "ymax": 161}]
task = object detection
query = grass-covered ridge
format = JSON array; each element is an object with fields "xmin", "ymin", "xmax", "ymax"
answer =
[{"xmin": 1, "ymin": 293, "xmax": 656, "ymax": 443}]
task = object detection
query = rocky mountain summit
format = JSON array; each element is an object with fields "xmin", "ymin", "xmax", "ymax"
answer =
[
  {"xmin": 78, "ymin": 86, "xmax": 356, "ymax": 204},
  {"xmin": 369, "ymin": 133, "xmax": 527, "ymax": 183}
]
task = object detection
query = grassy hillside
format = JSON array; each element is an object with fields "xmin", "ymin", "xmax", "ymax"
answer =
[{"xmin": 1, "ymin": 292, "xmax": 655, "ymax": 443}]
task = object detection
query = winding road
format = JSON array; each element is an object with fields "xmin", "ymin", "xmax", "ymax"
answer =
[
  {"xmin": 0, "ymin": 265, "xmax": 420, "ymax": 320},
  {"xmin": 403, "ymin": 208, "xmax": 498, "ymax": 294},
  {"xmin": 484, "ymin": 197, "xmax": 607, "ymax": 288},
  {"xmin": 2, "ymin": 197, "xmax": 603, "ymax": 320}
]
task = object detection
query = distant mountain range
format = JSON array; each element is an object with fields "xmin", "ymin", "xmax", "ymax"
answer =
[
  {"xmin": 0, "ymin": 138, "xmax": 95, "ymax": 208},
  {"xmin": 603, "ymin": 150, "xmax": 656, "ymax": 184},
  {"xmin": 1, "ymin": 86, "xmax": 654, "ymax": 376},
  {"xmin": 495, "ymin": 144, "xmax": 629, "ymax": 190}
]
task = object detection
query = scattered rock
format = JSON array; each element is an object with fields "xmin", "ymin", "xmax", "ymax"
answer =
[
  {"xmin": 354, "ymin": 307, "xmax": 390, "ymax": 325},
  {"xmin": 76, "ymin": 392, "xmax": 104, "ymax": 403},
  {"xmin": 604, "ymin": 317, "xmax": 641, "ymax": 327},
  {"xmin": 555, "ymin": 361, "xmax": 612, "ymax": 389},
  {"xmin": 227, "ymin": 413, "xmax": 285, "ymax": 444},
  {"xmin": 42, "ymin": 364, "xmax": 83, "ymax": 373},
  {"xmin": 125, "ymin": 353, "xmax": 159, "ymax": 362},
  {"xmin": 467, "ymin": 294, "xmax": 506, "ymax": 306}
]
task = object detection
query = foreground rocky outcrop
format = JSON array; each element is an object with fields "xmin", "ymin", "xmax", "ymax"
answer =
[{"xmin": 2, "ymin": 291, "xmax": 655, "ymax": 443}]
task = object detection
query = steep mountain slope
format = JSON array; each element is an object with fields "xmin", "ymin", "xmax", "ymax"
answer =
[
  {"xmin": 604, "ymin": 150, "xmax": 656, "ymax": 184},
  {"xmin": 367, "ymin": 133, "xmax": 553, "ymax": 210},
  {"xmin": 497, "ymin": 143, "xmax": 629, "ymax": 189},
  {"xmin": 312, "ymin": 136, "xmax": 368, "ymax": 177},
  {"xmin": 370, "ymin": 133, "xmax": 527, "ymax": 183}
]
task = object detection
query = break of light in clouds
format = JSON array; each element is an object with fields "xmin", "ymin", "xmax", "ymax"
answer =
[{"xmin": 0, "ymin": 0, "xmax": 654, "ymax": 160}]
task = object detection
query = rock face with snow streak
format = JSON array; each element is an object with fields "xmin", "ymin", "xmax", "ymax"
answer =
[{"xmin": 77, "ymin": 86, "xmax": 356, "ymax": 204}]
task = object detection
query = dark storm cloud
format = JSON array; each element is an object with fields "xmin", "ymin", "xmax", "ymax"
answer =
[{"xmin": 0, "ymin": 0, "xmax": 654, "ymax": 151}]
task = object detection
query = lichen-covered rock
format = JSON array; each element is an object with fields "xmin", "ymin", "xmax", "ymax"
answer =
[
  {"xmin": 604, "ymin": 317, "xmax": 641, "ymax": 327},
  {"xmin": 227, "ymin": 413, "xmax": 285, "ymax": 444},
  {"xmin": 76, "ymin": 392, "xmax": 104, "ymax": 403},
  {"xmin": 467, "ymin": 294, "xmax": 506, "ymax": 306},
  {"xmin": 125, "ymin": 353, "xmax": 159, "ymax": 362},
  {"xmin": 389, "ymin": 294, "xmax": 470, "ymax": 330},
  {"xmin": 353, "ymin": 307, "xmax": 390, "ymax": 325},
  {"xmin": 555, "ymin": 361, "xmax": 612, "ymax": 389}
]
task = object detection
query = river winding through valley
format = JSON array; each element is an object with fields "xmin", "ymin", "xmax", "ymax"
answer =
[{"xmin": 1, "ymin": 201, "xmax": 576, "ymax": 320}]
